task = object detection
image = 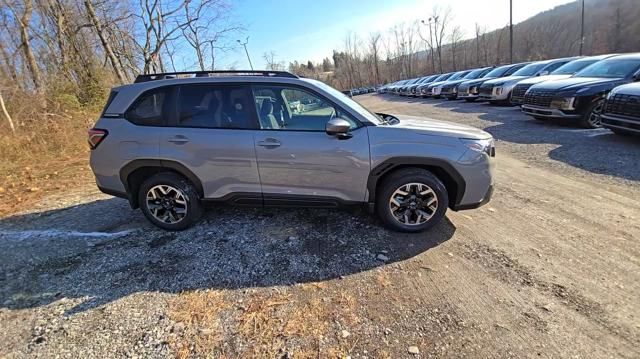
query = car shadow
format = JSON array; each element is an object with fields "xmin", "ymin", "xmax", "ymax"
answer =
[{"xmin": 0, "ymin": 197, "xmax": 455, "ymax": 314}]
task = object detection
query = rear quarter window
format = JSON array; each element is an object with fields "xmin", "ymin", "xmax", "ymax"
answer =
[
  {"xmin": 125, "ymin": 87, "xmax": 169, "ymax": 126},
  {"xmin": 101, "ymin": 90, "xmax": 118, "ymax": 116}
]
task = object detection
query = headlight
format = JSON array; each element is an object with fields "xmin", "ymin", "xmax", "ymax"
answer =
[
  {"xmin": 470, "ymin": 86, "xmax": 478, "ymax": 94},
  {"xmin": 495, "ymin": 87, "xmax": 503, "ymax": 95},
  {"xmin": 550, "ymin": 97, "xmax": 575, "ymax": 110},
  {"xmin": 452, "ymin": 86, "xmax": 458, "ymax": 93},
  {"xmin": 460, "ymin": 138, "xmax": 495, "ymax": 156}
]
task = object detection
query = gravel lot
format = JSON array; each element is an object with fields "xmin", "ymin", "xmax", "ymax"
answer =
[{"xmin": 1, "ymin": 94, "xmax": 639, "ymax": 358}]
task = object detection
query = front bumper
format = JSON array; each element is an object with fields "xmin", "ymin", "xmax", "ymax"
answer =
[
  {"xmin": 521, "ymin": 105, "xmax": 581, "ymax": 119},
  {"xmin": 452, "ymin": 184, "xmax": 494, "ymax": 211},
  {"xmin": 601, "ymin": 113, "xmax": 640, "ymax": 134}
]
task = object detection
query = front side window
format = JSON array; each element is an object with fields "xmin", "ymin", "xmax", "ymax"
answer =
[
  {"xmin": 176, "ymin": 85, "xmax": 256, "ymax": 129},
  {"xmin": 126, "ymin": 88, "xmax": 167, "ymax": 126},
  {"xmin": 252, "ymin": 85, "xmax": 359, "ymax": 131}
]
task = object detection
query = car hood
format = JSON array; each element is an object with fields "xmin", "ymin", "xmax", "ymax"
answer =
[
  {"xmin": 386, "ymin": 115, "xmax": 491, "ymax": 140},
  {"xmin": 428, "ymin": 80, "xmax": 449, "ymax": 88},
  {"xmin": 516, "ymin": 74, "xmax": 572, "ymax": 85},
  {"xmin": 531, "ymin": 77, "xmax": 624, "ymax": 92},
  {"xmin": 442, "ymin": 79, "xmax": 468, "ymax": 87},
  {"xmin": 483, "ymin": 75, "xmax": 528, "ymax": 86},
  {"xmin": 460, "ymin": 77, "xmax": 496, "ymax": 87}
]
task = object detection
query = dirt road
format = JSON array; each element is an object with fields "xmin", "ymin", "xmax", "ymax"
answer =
[{"xmin": 1, "ymin": 94, "xmax": 638, "ymax": 358}]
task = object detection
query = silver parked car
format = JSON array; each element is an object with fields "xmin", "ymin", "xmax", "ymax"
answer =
[{"xmin": 89, "ymin": 71, "xmax": 495, "ymax": 232}]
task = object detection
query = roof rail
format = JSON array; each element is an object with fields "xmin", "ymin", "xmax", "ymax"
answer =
[{"xmin": 134, "ymin": 70, "xmax": 298, "ymax": 83}]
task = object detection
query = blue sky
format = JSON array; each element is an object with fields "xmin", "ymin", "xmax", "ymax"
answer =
[{"xmin": 216, "ymin": 0, "xmax": 576, "ymax": 69}]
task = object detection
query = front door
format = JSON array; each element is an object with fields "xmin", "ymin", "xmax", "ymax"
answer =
[{"xmin": 250, "ymin": 84, "xmax": 371, "ymax": 204}]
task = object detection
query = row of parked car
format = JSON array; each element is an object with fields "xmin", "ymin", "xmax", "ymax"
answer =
[
  {"xmin": 378, "ymin": 53, "xmax": 640, "ymax": 135},
  {"xmin": 343, "ymin": 86, "xmax": 378, "ymax": 97}
]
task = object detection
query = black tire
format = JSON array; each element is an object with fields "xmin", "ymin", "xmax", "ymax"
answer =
[
  {"xmin": 465, "ymin": 98, "xmax": 476, "ymax": 102},
  {"xmin": 138, "ymin": 172, "xmax": 202, "ymax": 231},
  {"xmin": 580, "ymin": 99, "xmax": 604, "ymax": 129},
  {"xmin": 376, "ymin": 168, "xmax": 449, "ymax": 233}
]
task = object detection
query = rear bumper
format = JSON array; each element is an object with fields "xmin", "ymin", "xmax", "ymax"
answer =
[{"xmin": 521, "ymin": 105, "xmax": 581, "ymax": 119}]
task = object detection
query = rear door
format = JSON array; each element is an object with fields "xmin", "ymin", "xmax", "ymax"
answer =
[
  {"xmin": 250, "ymin": 84, "xmax": 371, "ymax": 205},
  {"xmin": 159, "ymin": 83, "xmax": 262, "ymax": 200}
]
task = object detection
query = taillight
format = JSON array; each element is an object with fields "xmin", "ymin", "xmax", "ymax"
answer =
[{"xmin": 88, "ymin": 128, "xmax": 108, "ymax": 149}]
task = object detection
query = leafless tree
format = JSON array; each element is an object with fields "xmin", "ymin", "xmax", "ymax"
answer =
[
  {"xmin": 368, "ymin": 32, "xmax": 381, "ymax": 85},
  {"xmin": 263, "ymin": 51, "xmax": 284, "ymax": 70},
  {"xmin": 4, "ymin": 0, "xmax": 43, "ymax": 91}
]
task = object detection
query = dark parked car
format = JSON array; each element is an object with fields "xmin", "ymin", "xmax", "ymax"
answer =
[
  {"xmin": 429, "ymin": 70, "xmax": 471, "ymax": 98},
  {"xmin": 441, "ymin": 67, "xmax": 493, "ymax": 100},
  {"xmin": 417, "ymin": 73, "xmax": 446, "ymax": 97},
  {"xmin": 522, "ymin": 53, "xmax": 640, "ymax": 128},
  {"xmin": 601, "ymin": 82, "xmax": 640, "ymax": 135},
  {"xmin": 510, "ymin": 54, "xmax": 617, "ymax": 105},
  {"xmin": 407, "ymin": 75, "xmax": 439, "ymax": 97},
  {"xmin": 458, "ymin": 63, "xmax": 526, "ymax": 102}
]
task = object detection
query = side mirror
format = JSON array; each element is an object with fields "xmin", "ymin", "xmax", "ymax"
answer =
[
  {"xmin": 538, "ymin": 71, "xmax": 549, "ymax": 76},
  {"xmin": 326, "ymin": 118, "xmax": 352, "ymax": 138}
]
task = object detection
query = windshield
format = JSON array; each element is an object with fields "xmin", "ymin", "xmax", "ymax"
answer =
[
  {"xmin": 310, "ymin": 79, "xmax": 383, "ymax": 124},
  {"xmin": 552, "ymin": 59, "xmax": 599, "ymax": 75},
  {"xmin": 512, "ymin": 62, "xmax": 547, "ymax": 76},
  {"xmin": 484, "ymin": 65, "xmax": 510, "ymax": 78},
  {"xmin": 448, "ymin": 71, "xmax": 468, "ymax": 81},
  {"xmin": 574, "ymin": 59, "xmax": 640, "ymax": 78},
  {"xmin": 465, "ymin": 68, "xmax": 488, "ymax": 79}
]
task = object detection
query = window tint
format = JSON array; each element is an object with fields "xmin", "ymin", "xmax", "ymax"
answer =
[
  {"xmin": 126, "ymin": 88, "xmax": 166, "ymax": 126},
  {"xmin": 544, "ymin": 61, "xmax": 566, "ymax": 73},
  {"xmin": 505, "ymin": 64, "xmax": 526, "ymax": 76},
  {"xmin": 574, "ymin": 59, "xmax": 640, "ymax": 78},
  {"xmin": 252, "ymin": 85, "xmax": 358, "ymax": 131},
  {"xmin": 177, "ymin": 85, "xmax": 255, "ymax": 129}
]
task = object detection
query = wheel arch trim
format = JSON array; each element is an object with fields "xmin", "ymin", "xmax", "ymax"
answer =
[
  {"xmin": 119, "ymin": 159, "xmax": 204, "ymax": 207},
  {"xmin": 366, "ymin": 157, "xmax": 466, "ymax": 208}
]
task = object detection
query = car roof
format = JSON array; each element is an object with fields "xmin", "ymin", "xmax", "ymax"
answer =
[{"xmin": 604, "ymin": 53, "xmax": 640, "ymax": 60}]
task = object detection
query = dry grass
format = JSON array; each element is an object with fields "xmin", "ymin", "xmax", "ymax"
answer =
[
  {"xmin": 168, "ymin": 290, "xmax": 229, "ymax": 359},
  {"xmin": 0, "ymin": 91, "xmax": 97, "ymax": 217}
]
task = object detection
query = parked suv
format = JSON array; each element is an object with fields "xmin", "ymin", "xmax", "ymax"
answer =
[
  {"xmin": 510, "ymin": 55, "xmax": 616, "ymax": 106},
  {"xmin": 89, "ymin": 71, "xmax": 495, "ymax": 232},
  {"xmin": 601, "ymin": 82, "xmax": 640, "ymax": 136},
  {"xmin": 478, "ymin": 58, "xmax": 575, "ymax": 104},
  {"xmin": 458, "ymin": 64, "xmax": 525, "ymax": 102},
  {"xmin": 522, "ymin": 53, "xmax": 640, "ymax": 128}
]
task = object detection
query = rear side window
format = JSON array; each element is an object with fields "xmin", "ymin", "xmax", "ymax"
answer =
[
  {"xmin": 126, "ymin": 88, "xmax": 167, "ymax": 126},
  {"xmin": 101, "ymin": 90, "xmax": 118, "ymax": 116},
  {"xmin": 176, "ymin": 85, "xmax": 257, "ymax": 129}
]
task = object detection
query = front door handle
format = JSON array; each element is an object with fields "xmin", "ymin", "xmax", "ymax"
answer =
[
  {"xmin": 168, "ymin": 135, "xmax": 189, "ymax": 144},
  {"xmin": 257, "ymin": 138, "xmax": 281, "ymax": 148}
]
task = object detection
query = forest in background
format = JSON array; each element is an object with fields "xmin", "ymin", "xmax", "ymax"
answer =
[{"xmin": 0, "ymin": 0, "xmax": 639, "ymax": 211}]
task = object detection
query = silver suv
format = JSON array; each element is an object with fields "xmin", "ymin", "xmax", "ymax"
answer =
[{"xmin": 89, "ymin": 71, "xmax": 495, "ymax": 232}]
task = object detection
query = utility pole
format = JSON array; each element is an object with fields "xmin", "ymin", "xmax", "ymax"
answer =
[
  {"xmin": 579, "ymin": 0, "xmax": 585, "ymax": 55},
  {"xmin": 237, "ymin": 37, "xmax": 254, "ymax": 70},
  {"xmin": 509, "ymin": 0, "xmax": 513, "ymax": 63},
  {"xmin": 421, "ymin": 18, "xmax": 436, "ymax": 73}
]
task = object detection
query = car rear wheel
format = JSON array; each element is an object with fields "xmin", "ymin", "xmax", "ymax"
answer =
[
  {"xmin": 580, "ymin": 99, "xmax": 604, "ymax": 128},
  {"xmin": 376, "ymin": 168, "xmax": 449, "ymax": 233},
  {"xmin": 138, "ymin": 173, "xmax": 202, "ymax": 231}
]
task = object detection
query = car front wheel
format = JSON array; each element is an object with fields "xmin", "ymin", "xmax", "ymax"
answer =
[
  {"xmin": 376, "ymin": 168, "xmax": 449, "ymax": 233},
  {"xmin": 580, "ymin": 99, "xmax": 604, "ymax": 128},
  {"xmin": 138, "ymin": 173, "xmax": 202, "ymax": 231}
]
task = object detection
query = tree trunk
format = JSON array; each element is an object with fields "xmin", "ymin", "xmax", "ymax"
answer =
[
  {"xmin": 0, "ymin": 91, "xmax": 15, "ymax": 134},
  {"xmin": 16, "ymin": 0, "xmax": 43, "ymax": 91},
  {"xmin": 83, "ymin": 0, "xmax": 126, "ymax": 84}
]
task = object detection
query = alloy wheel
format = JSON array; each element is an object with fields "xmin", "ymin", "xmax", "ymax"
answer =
[
  {"xmin": 588, "ymin": 100, "xmax": 604, "ymax": 127},
  {"xmin": 388, "ymin": 182, "xmax": 438, "ymax": 226},
  {"xmin": 145, "ymin": 185, "xmax": 188, "ymax": 224}
]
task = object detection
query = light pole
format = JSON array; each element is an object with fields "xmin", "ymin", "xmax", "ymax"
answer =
[
  {"xmin": 509, "ymin": 0, "xmax": 513, "ymax": 63},
  {"xmin": 421, "ymin": 18, "xmax": 436, "ymax": 73},
  {"xmin": 579, "ymin": 0, "xmax": 585, "ymax": 55},
  {"xmin": 237, "ymin": 37, "xmax": 254, "ymax": 70}
]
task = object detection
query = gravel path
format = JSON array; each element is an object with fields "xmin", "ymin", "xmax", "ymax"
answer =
[{"xmin": 1, "ymin": 94, "xmax": 638, "ymax": 358}]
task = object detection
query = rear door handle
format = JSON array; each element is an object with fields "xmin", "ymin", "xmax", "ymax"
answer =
[
  {"xmin": 257, "ymin": 138, "xmax": 281, "ymax": 148},
  {"xmin": 168, "ymin": 135, "xmax": 189, "ymax": 144}
]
